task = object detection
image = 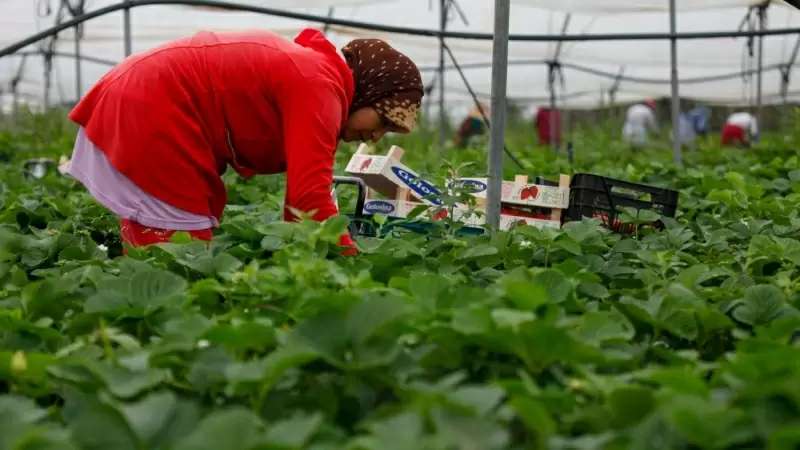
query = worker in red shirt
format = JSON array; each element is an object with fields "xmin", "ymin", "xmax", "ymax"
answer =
[
  {"xmin": 67, "ymin": 28, "xmax": 424, "ymax": 254},
  {"xmin": 534, "ymin": 106, "xmax": 561, "ymax": 147}
]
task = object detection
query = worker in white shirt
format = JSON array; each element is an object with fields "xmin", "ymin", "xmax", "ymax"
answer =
[
  {"xmin": 622, "ymin": 100, "xmax": 658, "ymax": 151},
  {"xmin": 721, "ymin": 111, "xmax": 758, "ymax": 148}
]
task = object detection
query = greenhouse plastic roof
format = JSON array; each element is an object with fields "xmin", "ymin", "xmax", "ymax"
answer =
[
  {"xmin": 0, "ymin": 0, "xmax": 799, "ymax": 113},
  {"xmin": 510, "ymin": 0, "xmax": 779, "ymax": 14}
]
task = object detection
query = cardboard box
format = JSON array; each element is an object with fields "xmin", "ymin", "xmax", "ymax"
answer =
[
  {"xmin": 450, "ymin": 207, "xmax": 561, "ymax": 231},
  {"xmin": 361, "ymin": 199, "xmax": 446, "ymax": 221},
  {"xmin": 451, "ymin": 177, "xmax": 569, "ymax": 209},
  {"xmin": 345, "ymin": 151, "xmax": 444, "ymax": 206},
  {"xmin": 344, "ymin": 144, "xmax": 566, "ymax": 232}
]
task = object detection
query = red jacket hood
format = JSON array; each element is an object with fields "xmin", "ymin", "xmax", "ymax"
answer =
[{"xmin": 294, "ymin": 29, "xmax": 344, "ymax": 61}]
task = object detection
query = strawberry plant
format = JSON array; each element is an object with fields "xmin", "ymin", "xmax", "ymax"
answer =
[{"xmin": 0, "ymin": 110, "xmax": 800, "ymax": 449}]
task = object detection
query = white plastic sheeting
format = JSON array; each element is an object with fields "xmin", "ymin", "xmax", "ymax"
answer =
[
  {"xmin": 0, "ymin": 0, "xmax": 799, "ymax": 113},
  {"xmin": 509, "ymin": 0, "xmax": 778, "ymax": 14}
]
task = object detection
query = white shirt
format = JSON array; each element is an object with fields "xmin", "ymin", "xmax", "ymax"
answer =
[
  {"xmin": 624, "ymin": 104, "xmax": 657, "ymax": 131},
  {"xmin": 726, "ymin": 112, "xmax": 758, "ymax": 136},
  {"xmin": 622, "ymin": 104, "xmax": 658, "ymax": 144}
]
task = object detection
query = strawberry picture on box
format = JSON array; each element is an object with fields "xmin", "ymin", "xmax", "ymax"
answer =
[{"xmin": 519, "ymin": 185, "xmax": 539, "ymax": 200}]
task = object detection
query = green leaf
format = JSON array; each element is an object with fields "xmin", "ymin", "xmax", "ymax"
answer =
[
  {"xmin": 491, "ymin": 309, "xmax": 536, "ymax": 331},
  {"xmin": 129, "ymin": 269, "xmax": 188, "ymax": 307},
  {"xmin": 664, "ymin": 395, "xmax": 757, "ymax": 450},
  {"xmin": 169, "ymin": 231, "xmax": 193, "ymax": 244},
  {"xmin": 608, "ymin": 386, "xmax": 656, "ymax": 429},
  {"xmin": 120, "ymin": 391, "xmax": 200, "ymax": 449},
  {"xmin": 93, "ymin": 361, "xmax": 169, "ymax": 399},
  {"xmin": 0, "ymin": 395, "xmax": 49, "ymax": 425},
  {"xmin": 635, "ymin": 368, "xmax": 710, "ymax": 398},
  {"xmin": 225, "ymin": 343, "xmax": 318, "ymax": 388},
  {"xmin": 407, "ymin": 272, "xmax": 451, "ymax": 311},
  {"xmin": 69, "ymin": 403, "xmax": 140, "ymax": 450},
  {"xmin": 732, "ymin": 284, "xmax": 790, "ymax": 326},
  {"xmin": 447, "ymin": 385, "xmax": 505, "ymax": 416},
  {"xmin": 451, "ymin": 307, "xmax": 493, "ymax": 335},
  {"xmin": 431, "ymin": 408, "xmax": 509, "ymax": 450},
  {"xmin": 507, "ymin": 396, "xmax": 556, "ymax": 448},
  {"xmin": 575, "ymin": 310, "xmax": 635, "ymax": 344},
  {"xmin": 532, "ymin": 269, "xmax": 572, "ymax": 303},
  {"xmin": 261, "ymin": 413, "xmax": 324, "ymax": 448},
  {"xmin": 173, "ymin": 408, "xmax": 264, "ymax": 450},
  {"xmin": 502, "ymin": 280, "xmax": 548, "ymax": 311},
  {"xmin": 578, "ymin": 282, "xmax": 610, "ymax": 300},
  {"xmin": 346, "ymin": 294, "xmax": 409, "ymax": 344},
  {"xmin": 457, "ymin": 244, "xmax": 498, "ymax": 261},
  {"xmin": 203, "ymin": 319, "xmax": 277, "ymax": 352},
  {"xmin": 361, "ymin": 412, "xmax": 424, "ymax": 450}
]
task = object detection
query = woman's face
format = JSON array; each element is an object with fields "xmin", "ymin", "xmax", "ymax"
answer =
[{"xmin": 341, "ymin": 107, "xmax": 404, "ymax": 143}]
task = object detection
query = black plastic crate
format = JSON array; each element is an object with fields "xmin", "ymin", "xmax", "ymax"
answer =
[
  {"xmin": 534, "ymin": 176, "xmax": 559, "ymax": 187},
  {"xmin": 566, "ymin": 173, "xmax": 678, "ymax": 233}
]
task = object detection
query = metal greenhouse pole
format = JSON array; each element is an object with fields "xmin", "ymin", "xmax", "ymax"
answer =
[
  {"xmin": 548, "ymin": 14, "xmax": 570, "ymax": 153},
  {"xmin": 668, "ymin": 0, "xmax": 682, "ymax": 167},
  {"xmin": 486, "ymin": 0, "xmax": 510, "ymax": 232},
  {"xmin": 608, "ymin": 66, "xmax": 625, "ymax": 122},
  {"xmin": 437, "ymin": 0, "xmax": 448, "ymax": 152},
  {"xmin": 755, "ymin": 4, "xmax": 768, "ymax": 136},
  {"xmin": 69, "ymin": 0, "xmax": 86, "ymax": 99},
  {"xmin": 780, "ymin": 35, "xmax": 800, "ymax": 132},
  {"xmin": 321, "ymin": 7, "xmax": 335, "ymax": 34},
  {"xmin": 123, "ymin": 0, "xmax": 132, "ymax": 56}
]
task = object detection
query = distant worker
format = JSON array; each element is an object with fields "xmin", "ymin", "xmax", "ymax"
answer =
[
  {"xmin": 687, "ymin": 105, "xmax": 711, "ymax": 137},
  {"xmin": 674, "ymin": 111, "xmax": 696, "ymax": 150},
  {"xmin": 534, "ymin": 106, "xmax": 561, "ymax": 147},
  {"xmin": 622, "ymin": 99, "xmax": 658, "ymax": 151},
  {"xmin": 721, "ymin": 111, "xmax": 758, "ymax": 148},
  {"xmin": 454, "ymin": 103, "xmax": 489, "ymax": 148}
]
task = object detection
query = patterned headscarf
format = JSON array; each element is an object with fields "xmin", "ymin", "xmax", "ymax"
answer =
[{"xmin": 341, "ymin": 39, "xmax": 424, "ymax": 133}]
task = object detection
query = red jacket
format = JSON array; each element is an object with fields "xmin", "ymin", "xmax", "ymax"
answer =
[
  {"xmin": 69, "ymin": 28, "xmax": 356, "ymax": 247},
  {"xmin": 534, "ymin": 107, "xmax": 561, "ymax": 145}
]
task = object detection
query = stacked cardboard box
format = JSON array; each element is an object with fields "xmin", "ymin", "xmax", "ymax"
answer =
[{"xmin": 343, "ymin": 144, "xmax": 570, "ymax": 231}]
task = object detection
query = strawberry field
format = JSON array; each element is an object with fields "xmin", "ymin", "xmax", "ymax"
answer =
[{"xmin": 2, "ymin": 110, "xmax": 800, "ymax": 449}]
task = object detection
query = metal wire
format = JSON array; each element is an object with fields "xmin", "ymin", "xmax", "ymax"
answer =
[
  {"xmin": 441, "ymin": 41, "xmax": 526, "ymax": 170},
  {"xmin": 4, "ymin": 0, "xmax": 800, "ymax": 61}
]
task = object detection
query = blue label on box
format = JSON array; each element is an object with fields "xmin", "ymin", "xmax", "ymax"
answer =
[
  {"xmin": 364, "ymin": 200, "xmax": 396, "ymax": 215},
  {"xmin": 449, "ymin": 179, "xmax": 487, "ymax": 194},
  {"xmin": 390, "ymin": 167, "xmax": 443, "ymax": 205}
]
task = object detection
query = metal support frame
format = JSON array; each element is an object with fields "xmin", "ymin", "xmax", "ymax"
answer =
[
  {"xmin": 28, "ymin": 0, "xmax": 88, "ymax": 110},
  {"xmin": 40, "ymin": 1, "xmax": 70, "ymax": 110},
  {"xmin": 9, "ymin": 54, "xmax": 28, "ymax": 127},
  {"xmin": 779, "ymin": 35, "xmax": 800, "ymax": 132},
  {"xmin": 42, "ymin": 52, "xmax": 52, "ymax": 110},
  {"xmin": 68, "ymin": 0, "xmax": 86, "ymax": 101},
  {"xmin": 4, "ymin": 0, "xmax": 800, "ymax": 58},
  {"xmin": 607, "ymin": 66, "xmax": 625, "ymax": 121},
  {"xmin": 418, "ymin": 58, "xmax": 786, "ymax": 87},
  {"xmin": 321, "ymin": 7, "xmax": 335, "ymax": 35},
  {"xmin": 441, "ymin": 42, "xmax": 525, "ymax": 169},
  {"xmin": 755, "ymin": 4, "xmax": 767, "ymax": 136},
  {"xmin": 123, "ymin": 0, "xmax": 132, "ymax": 56},
  {"xmin": 437, "ymin": 0, "xmax": 447, "ymax": 151},
  {"xmin": 668, "ymin": 0, "xmax": 682, "ymax": 167},
  {"xmin": 433, "ymin": 0, "xmax": 468, "ymax": 151},
  {"xmin": 486, "ymin": 0, "xmax": 510, "ymax": 233},
  {"xmin": 546, "ymin": 14, "xmax": 570, "ymax": 153},
  {"xmin": 546, "ymin": 61, "xmax": 565, "ymax": 153},
  {"xmin": 74, "ymin": 22, "xmax": 82, "ymax": 100}
]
